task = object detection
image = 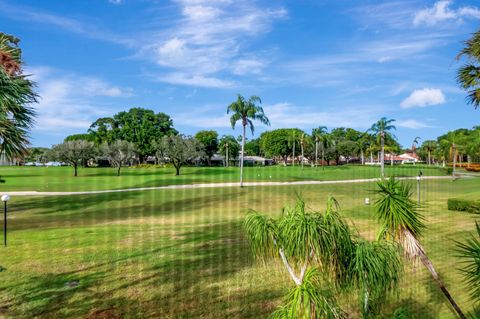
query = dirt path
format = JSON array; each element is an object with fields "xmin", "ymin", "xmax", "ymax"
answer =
[{"xmin": 2, "ymin": 176, "xmax": 456, "ymax": 196}]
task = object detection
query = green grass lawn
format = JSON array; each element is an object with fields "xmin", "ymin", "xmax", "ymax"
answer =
[
  {"xmin": 0, "ymin": 164, "xmax": 446, "ymax": 192},
  {"xmin": 0, "ymin": 175, "xmax": 478, "ymax": 318}
]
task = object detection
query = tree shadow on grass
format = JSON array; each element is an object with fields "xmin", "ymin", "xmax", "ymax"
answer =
[
  {"xmin": 1, "ymin": 220, "xmax": 281, "ymax": 318},
  {"xmin": 9, "ymin": 189, "xmax": 243, "ymax": 231}
]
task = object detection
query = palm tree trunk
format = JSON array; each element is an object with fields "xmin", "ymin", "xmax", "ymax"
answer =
[
  {"xmin": 452, "ymin": 144, "xmax": 457, "ymax": 179},
  {"xmin": 419, "ymin": 252, "xmax": 466, "ymax": 319},
  {"xmin": 301, "ymin": 143, "xmax": 304, "ymax": 168},
  {"xmin": 226, "ymin": 143, "xmax": 229, "ymax": 167},
  {"xmin": 361, "ymin": 149, "xmax": 364, "ymax": 165},
  {"xmin": 381, "ymin": 134, "xmax": 385, "ymax": 178},
  {"xmin": 292, "ymin": 142, "xmax": 296, "ymax": 167},
  {"xmin": 322, "ymin": 144, "xmax": 325, "ymax": 170},
  {"xmin": 370, "ymin": 151, "xmax": 373, "ymax": 164},
  {"xmin": 390, "ymin": 153, "xmax": 393, "ymax": 166},
  {"xmin": 315, "ymin": 141, "xmax": 318, "ymax": 167},
  {"xmin": 117, "ymin": 165, "xmax": 121, "ymax": 176},
  {"xmin": 428, "ymin": 151, "xmax": 431, "ymax": 166},
  {"xmin": 240, "ymin": 124, "xmax": 246, "ymax": 187}
]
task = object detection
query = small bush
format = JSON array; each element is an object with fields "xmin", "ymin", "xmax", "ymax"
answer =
[
  {"xmin": 132, "ymin": 163, "xmax": 164, "ymax": 169},
  {"xmin": 448, "ymin": 198, "xmax": 480, "ymax": 214},
  {"xmin": 444, "ymin": 167, "xmax": 453, "ymax": 175}
]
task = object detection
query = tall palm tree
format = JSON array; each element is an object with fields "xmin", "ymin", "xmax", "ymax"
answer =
[
  {"xmin": 227, "ymin": 95, "xmax": 270, "ymax": 187},
  {"xmin": 412, "ymin": 136, "xmax": 420, "ymax": 166},
  {"xmin": 375, "ymin": 178, "xmax": 466, "ymax": 319},
  {"xmin": 312, "ymin": 126, "xmax": 327, "ymax": 167},
  {"xmin": 456, "ymin": 30, "xmax": 480, "ymax": 109},
  {"xmin": 288, "ymin": 129, "xmax": 298, "ymax": 167},
  {"xmin": 300, "ymin": 132, "xmax": 306, "ymax": 168},
  {"xmin": 422, "ymin": 140, "xmax": 437, "ymax": 166},
  {"xmin": 369, "ymin": 118, "xmax": 396, "ymax": 178},
  {"xmin": 0, "ymin": 33, "xmax": 36, "ymax": 160}
]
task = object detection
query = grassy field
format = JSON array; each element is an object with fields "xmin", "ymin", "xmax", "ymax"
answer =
[
  {"xmin": 0, "ymin": 169, "xmax": 478, "ymax": 318},
  {"xmin": 0, "ymin": 164, "xmax": 447, "ymax": 192}
]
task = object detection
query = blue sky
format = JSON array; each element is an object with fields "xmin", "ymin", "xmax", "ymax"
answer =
[{"xmin": 1, "ymin": 0, "xmax": 480, "ymax": 148}]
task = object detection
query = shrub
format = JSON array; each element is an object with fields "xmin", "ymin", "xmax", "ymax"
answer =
[
  {"xmin": 448, "ymin": 198, "xmax": 480, "ymax": 214},
  {"xmin": 444, "ymin": 167, "xmax": 453, "ymax": 175}
]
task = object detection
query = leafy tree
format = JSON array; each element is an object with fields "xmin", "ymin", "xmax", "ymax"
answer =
[
  {"xmin": 227, "ymin": 95, "xmax": 270, "ymax": 187},
  {"xmin": 244, "ymin": 138, "xmax": 261, "ymax": 156},
  {"xmin": 369, "ymin": 118, "xmax": 396, "ymax": 178},
  {"xmin": 0, "ymin": 33, "xmax": 37, "ymax": 160},
  {"xmin": 457, "ymin": 30, "xmax": 480, "ymax": 109},
  {"xmin": 64, "ymin": 133, "xmax": 95, "ymax": 142},
  {"xmin": 155, "ymin": 134, "xmax": 204, "ymax": 176},
  {"xmin": 218, "ymin": 135, "xmax": 239, "ymax": 167},
  {"xmin": 375, "ymin": 178, "xmax": 466, "ymax": 319},
  {"xmin": 102, "ymin": 140, "xmax": 137, "ymax": 176},
  {"xmin": 52, "ymin": 140, "xmax": 96, "ymax": 176},
  {"xmin": 88, "ymin": 108, "xmax": 177, "ymax": 161},
  {"xmin": 24, "ymin": 147, "xmax": 50, "ymax": 163},
  {"xmin": 195, "ymin": 130, "xmax": 218, "ymax": 166},
  {"xmin": 336, "ymin": 140, "xmax": 358, "ymax": 164},
  {"xmin": 88, "ymin": 117, "xmax": 118, "ymax": 145},
  {"xmin": 260, "ymin": 128, "xmax": 303, "ymax": 165},
  {"xmin": 420, "ymin": 140, "xmax": 437, "ymax": 166}
]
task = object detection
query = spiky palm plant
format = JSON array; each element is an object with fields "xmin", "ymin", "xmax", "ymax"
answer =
[
  {"xmin": 270, "ymin": 268, "xmax": 345, "ymax": 319},
  {"xmin": 244, "ymin": 198, "xmax": 351, "ymax": 318},
  {"xmin": 0, "ymin": 33, "xmax": 37, "ymax": 160},
  {"xmin": 245, "ymin": 197, "xmax": 403, "ymax": 318},
  {"xmin": 375, "ymin": 177, "xmax": 466, "ymax": 319},
  {"xmin": 457, "ymin": 30, "xmax": 480, "ymax": 109},
  {"xmin": 227, "ymin": 95, "xmax": 269, "ymax": 187},
  {"xmin": 455, "ymin": 222, "xmax": 480, "ymax": 306},
  {"xmin": 349, "ymin": 239, "xmax": 402, "ymax": 317}
]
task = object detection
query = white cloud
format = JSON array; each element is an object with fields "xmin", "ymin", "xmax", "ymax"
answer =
[
  {"xmin": 413, "ymin": 1, "xmax": 480, "ymax": 26},
  {"xmin": 142, "ymin": 1, "xmax": 286, "ymax": 87},
  {"xmin": 400, "ymin": 88, "xmax": 446, "ymax": 108},
  {"xmin": 396, "ymin": 119, "xmax": 433, "ymax": 129},
  {"xmin": 27, "ymin": 66, "xmax": 132, "ymax": 135},
  {"xmin": 155, "ymin": 72, "xmax": 234, "ymax": 88},
  {"xmin": 173, "ymin": 102, "xmax": 385, "ymax": 131},
  {"xmin": 108, "ymin": 0, "xmax": 123, "ymax": 4}
]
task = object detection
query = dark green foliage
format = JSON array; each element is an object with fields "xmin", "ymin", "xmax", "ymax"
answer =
[
  {"xmin": 448, "ymin": 199, "xmax": 480, "ymax": 214},
  {"xmin": 260, "ymin": 128, "xmax": 304, "ymax": 160},
  {"xmin": 88, "ymin": 108, "xmax": 177, "ymax": 161},
  {"xmin": 64, "ymin": 133, "xmax": 95, "ymax": 142},
  {"xmin": 194, "ymin": 130, "xmax": 218, "ymax": 165}
]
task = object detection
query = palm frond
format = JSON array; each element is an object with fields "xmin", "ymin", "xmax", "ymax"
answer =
[
  {"xmin": 270, "ymin": 268, "xmax": 346, "ymax": 319},
  {"xmin": 374, "ymin": 177, "xmax": 425, "ymax": 238},
  {"xmin": 455, "ymin": 221, "xmax": 480, "ymax": 303},
  {"xmin": 244, "ymin": 211, "xmax": 278, "ymax": 262}
]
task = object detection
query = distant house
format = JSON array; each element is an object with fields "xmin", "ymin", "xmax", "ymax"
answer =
[
  {"xmin": 385, "ymin": 153, "xmax": 420, "ymax": 164},
  {"xmin": 242, "ymin": 156, "xmax": 275, "ymax": 166}
]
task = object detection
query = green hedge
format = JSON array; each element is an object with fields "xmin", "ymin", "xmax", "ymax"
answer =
[{"xmin": 447, "ymin": 198, "xmax": 480, "ymax": 214}]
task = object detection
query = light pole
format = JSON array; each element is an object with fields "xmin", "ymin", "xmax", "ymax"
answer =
[
  {"xmin": 416, "ymin": 171, "xmax": 423, "ymax": 205},
  {"xmin": 1, "ymin": 194, "xmax": 10, "ymax": 247}
]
